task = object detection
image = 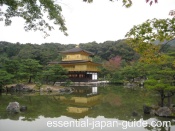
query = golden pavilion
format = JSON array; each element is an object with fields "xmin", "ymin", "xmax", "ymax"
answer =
[{"xmin": 49, "ymin": 46, "xmax": 101, "ymax": 82}]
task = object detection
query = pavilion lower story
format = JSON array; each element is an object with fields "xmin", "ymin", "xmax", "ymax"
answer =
[{"xmin": 68, "ymin": 71, "xmax": 98, "ymax": 82}]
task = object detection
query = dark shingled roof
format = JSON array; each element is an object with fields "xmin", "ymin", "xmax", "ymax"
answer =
[
  {"xmin": 60, "ymin": 47, "xmax": 94, "ymax": 55},
  {"xmin": 48, "ymin": 60, "xmax": 101, "ymax": 65},
  {"xmin": 58, "ymin": 60, "xmax": 90, "ymax": 64}
]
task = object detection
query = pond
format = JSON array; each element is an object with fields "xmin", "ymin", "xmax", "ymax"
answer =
[{"xmin": 0, "ymin": 85, "xmax": 175, "ymax": 131}]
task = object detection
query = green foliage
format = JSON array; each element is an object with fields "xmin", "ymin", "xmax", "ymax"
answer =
[
  {"xmin": 2, "ymin": 59, "xmax": 43, "ymax": 83},
  {"xmin": 145, "ymin": 80, "xmax": 169, "ymax": 92},
  {"xmin": 144, "ymin": 61, "xmax": 175, "ymax": 106},
  {"xmin": 0, "ymin": 0, "xmax": 165, "ymax": 39},
  {"xmin": 42, "ymin": 64, "xmax": 68, "ymax": 84},
  {"xmin": 84, "ymin": 0, "xmax": 133, "ymax": 8},
  {"xmin": 122, "ymin": 65, "xmax": 139, "ymax": 81},
  {"xmin": 126, "ymin": 18, "xmax": 175, "ymax": 43},
  {"xmin": 80, "ymin": 40, "xmax": 138, "ymax": 62},
  {"xmin": 20, "ymin": 59, "xmax": 42, "ymax": 83},
  {"xmin": 144, "ymin": 79, "xmax": 157, "ymax": 86},
  {"xmin": 110, "ymin": 71, "xmax": 124, "ymax": 83},
  {"xmin": 0, "ymin": 69, "xmax": 13, "ymax": 87},
  {"xmin": 0, "ymin": 0, "xmax": 67, "ymax": 37},
  {"xmin": 0, "ymin": 40, "xmax": 138, "ymax": 65},
  {"xmin": 0, "ymin": 57, "xmax": 69, "ymax": 86},
  {"xmin": 83, "ymin": 0, "xmax": 161, "ymax": 8},
  {"xmin": 4, "ymin": 59, "xmax": 20, "ymax": 75},
  {"xmin": 125, "ymin": 18, "xmax": 175, "ymax": 64},
  {"xmin": 92, "ymin": 56, "xmax": 103, "ymax": 63},
  {"xmin": 0, "ymin": 40, "xmax": 140, "ymax": 85},
  {"xmin": 120, "ymin": 62, "xmax": 149, "ymax": 81}
]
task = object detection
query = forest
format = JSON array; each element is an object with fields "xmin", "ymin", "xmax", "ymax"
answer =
[
  {"xmin": 0, "ymin": 39, "xmax": 138, "ymax": 84},
  {"xmin": 0, "ymin": 40, "xmax": 138, "ymax": 64},
  {"xmin": 0, "ymin": 39, "xmax": 138, "ymax": 86}
]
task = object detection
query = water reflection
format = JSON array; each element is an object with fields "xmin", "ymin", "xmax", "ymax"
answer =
[
  {"xmin": 0, "ymin": 85, "xmax": 175, "ymax": 131},
  {"xmin": 56, "ymin": 86, "xmax": 100, "ymax": 114},
  {"xmin": 67, "ymin": 107, "xmax": 89, "ymax": 113}
]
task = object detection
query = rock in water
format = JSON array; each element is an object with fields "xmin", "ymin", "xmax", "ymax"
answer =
[
  {"xmin": 156, "ymin": 107, "xmax": 172, "ymax": 117},
  {"xmin": 20, "ymin": 106, "xmax": 27, "ymax": 112},
  {"xmin": 6, "ymin": 102, "xmax": 20, "ymax": 113},
  {"xmin": 143, "ymin": 105, "xmax": 152, "ymax": 114}
]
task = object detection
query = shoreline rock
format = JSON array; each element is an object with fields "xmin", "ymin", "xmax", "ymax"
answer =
[
  {"xmin": 6, "ymin": 102, "xmax": 27, "ymax": 113},
  {"xmin": 156, "ymin": 107, "xmax": 172, "ymax": 117},
  {"xmin": 6, "ymin": 102, "xmax": 20, "ymax": 113},
  {"xmin": 143, "ymin": 105, "xmax": 174, "ymax": 117}
]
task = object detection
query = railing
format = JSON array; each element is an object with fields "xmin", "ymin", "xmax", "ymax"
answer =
[
  {"xmin": 65, "ymin": 67, "xmax": 99, "ymax": 72},
  {"xmin": 62, "ymin": 55, "xmax": 92, "ymax": 61}
]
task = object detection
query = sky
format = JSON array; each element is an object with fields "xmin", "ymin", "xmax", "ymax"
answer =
[{"xmin": 0, "ymin": 0, "xmax": 174, "ymax": 44}]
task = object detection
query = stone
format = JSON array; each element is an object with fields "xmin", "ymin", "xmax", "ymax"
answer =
[
  {"xmin": 156, "ymin": 107, "xmax": 172, "ymax": 117},
  {"xmin": 151, "ymin": 105, "xmax": 159, "ymax": 110},
  {"xmin": 15, "ymin": 84, "xmax": 24, "ymax": 91},
  {"xmin": 150, "ymin": 109, "xmax": 156, "ymax": 115},
  {"xmin": 8, "ymin": 84, "xmax": 32, "ymax": 92},
  {"xmin": 59, "ymin": 87, "xmax": 73, "ymax": 94},
  {"xmin": 171, "ymin": 107, "xmax": 175, "ymax": 113},
  {"xmin": 143, "ymin": 105, "xmax": 152, "ymax": 114},
  {"xmin": 20, "ymin": 106, "xmax": 27, "ymax": 112},
  {"xmin": 6, "ymin": 102, "xmax": 20, "ymax": 113},
  {"xmin": 47, "ymin": 88, "xmax": 52, "ymax": 92}
]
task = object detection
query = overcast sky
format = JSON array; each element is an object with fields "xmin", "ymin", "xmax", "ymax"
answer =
[{"xmin": 0, "ymin": 0, "xmax": 174, "ymax": 44}]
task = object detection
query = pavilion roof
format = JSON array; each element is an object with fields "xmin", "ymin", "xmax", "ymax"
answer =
[
  {"xmin": 60, "ymin": 47, "xmax": 94, "ymax": 55},
  {"xmin": 48, "ymin": 60, "xmax": 100, "ymax": 65}
]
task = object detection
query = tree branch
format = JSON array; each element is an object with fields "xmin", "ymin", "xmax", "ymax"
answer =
[{"xmin": 159, "ymin": 37, "xmax": 175, "ymax": 52}]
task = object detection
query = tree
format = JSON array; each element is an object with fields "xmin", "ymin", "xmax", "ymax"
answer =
[
  {"xmin": 3, "ymin": 59, "xmax": 23, "ymax": 83},
  {"xmin": 125, "ymin": 18, "xmax": 175, "ymax": 63},
  {"xmin": 145, "ymin": 63, "xmax": 175, "ymax": 107},
  {"xmin": 20, "ymin": 59, "xmax": 42, "ymax": 83},
  {"xmin": 0, "ymin": 0, "xmax": 67, "ymax": 37},
  {"xmin": 0, "ymin": 70, "xmax": 13, "ymax": 94},
  {"xmin": 121, "ymin": 62, "xmax": 148, "ymax": 82},
  {"xmin": 42, "ymin": 64, "xmax": 68, "ymax": 85},
  {"xmin": 92, "ymin": 56, "xmax": 103, "ymax": 63},
  {"xmin": 0, "ymin": 0, "xmax": 161, "ymax": 37},
  {"xmin": 4, "ymin": 59, "xmax": 20, "ymax": 74},
  {"xmin": 103, "ymin": 56, "xmax": 122, "ymax": 71},
  {"xmin": 125, "ymin": 17, "xmax": 175, "ymax": 106},
  {"xmin": 0, "ymin": 40, "xmax": 138, "ymax": 65},
  {"xmin": 80, "ymin": 40, "xmax": 138, "ymax": 62},
  {"xmin": 126, "ymin": 18, "xmax": 175, "ymax": 43},
  {"xmin": 83, "ymin": 0, "xmax": 158, "ymax": 8}
]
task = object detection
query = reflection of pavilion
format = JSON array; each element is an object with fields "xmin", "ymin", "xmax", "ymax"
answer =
[
  {"xmin": 56, "ymin": 86, "xmax": 100, "ymax": 114},
  {"xmin": 73, "ymin": 86, "xmax": 98, "ymax": 96}
]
